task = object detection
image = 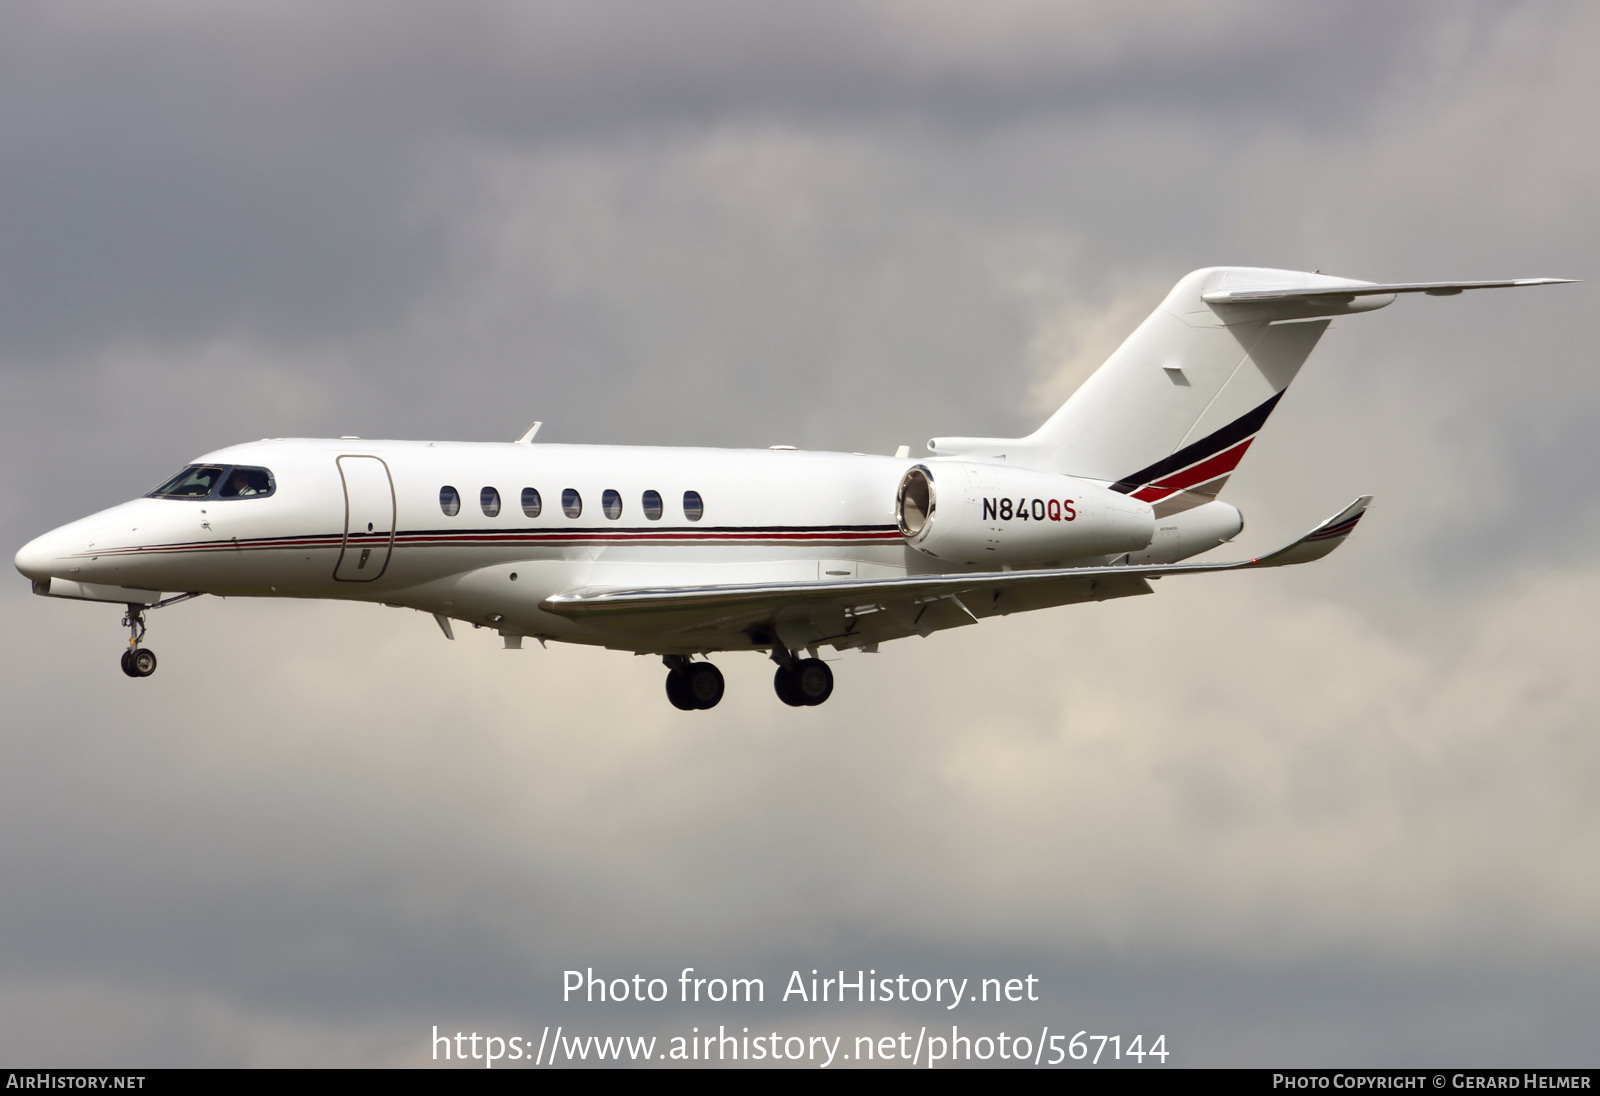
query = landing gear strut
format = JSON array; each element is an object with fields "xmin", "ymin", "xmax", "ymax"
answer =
[
  {"xmin": 115, "ymin": 593, "xmax": 199, "ymax": 679},
  {"xmin": 120, "ymin": 604, "xmax": 157, "ymax": 679},
  {"xmin": 664, "ymin": 657, "xmax": 724, "ymax": 710}
]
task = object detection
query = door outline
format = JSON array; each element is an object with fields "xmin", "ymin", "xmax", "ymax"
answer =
[{"xmin": 333, "ymin": 455, "xmax": 397, "ymax": 582}]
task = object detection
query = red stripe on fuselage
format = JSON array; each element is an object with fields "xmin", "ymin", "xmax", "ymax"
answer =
[{"xmin": 84, "ymin": 527, "xmax": 904, "ymax": 557}]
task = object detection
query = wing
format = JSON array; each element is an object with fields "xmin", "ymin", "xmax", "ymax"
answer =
[{"xmin": 539, "ymin": 497, "xmax": 1372, "ymax": 650}]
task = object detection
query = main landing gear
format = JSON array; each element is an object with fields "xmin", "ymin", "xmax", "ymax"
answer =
[
  {"xmin": 664, "ymin": 656, "xmax": 725, "ymax": 711},
  {"xmin": 773, "ymin": 657, "xmax": 833, "ymax": 707},
  {"xmin": 116, "ymin": 594, "xmax": 200, "ymax": 679},
  {"xmin": 658, "ymin": 650, "xmax": 836, "ymax": 710}
]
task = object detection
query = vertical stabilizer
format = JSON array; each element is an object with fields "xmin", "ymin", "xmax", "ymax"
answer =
[
  {"xmin": 925, "ymin": 267, "xmax": 1569, "ymax": 516},
  {"xmin": 928, "ymin": 268, "xmax": 1380, "ymax": 515},
  {"xmin": 1014, "ymin": 267, "xmax": 1360, "ymax": 514}
]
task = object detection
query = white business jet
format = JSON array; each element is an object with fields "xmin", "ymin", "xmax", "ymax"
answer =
[{"xmin": 14, "ymin": 267, "xmax": 1570, "ymax": 709}]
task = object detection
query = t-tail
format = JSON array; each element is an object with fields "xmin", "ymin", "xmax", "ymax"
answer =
[{"xmin": 929, "ymin": 266, "xmax": 1571, "ymax": 517}]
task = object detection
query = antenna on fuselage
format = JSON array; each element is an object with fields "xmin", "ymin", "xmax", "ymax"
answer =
[{"xmin": 514, "ymin": 421, "xmax": 542, "ymax": 445}]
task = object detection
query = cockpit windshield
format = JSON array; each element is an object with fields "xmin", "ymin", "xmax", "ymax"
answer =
[{"xmin": 147, "ymin": 464, "xmax": 275, "ymax": 500}]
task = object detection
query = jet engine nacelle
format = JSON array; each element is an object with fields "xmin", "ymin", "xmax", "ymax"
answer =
[
  {"xmin": 895, "ymin": 462, "xmax": 1155, "ymax": 566},
  {"xmin": 1122, "ymin": 500, "xmax": 1245, "ymax": 565}
]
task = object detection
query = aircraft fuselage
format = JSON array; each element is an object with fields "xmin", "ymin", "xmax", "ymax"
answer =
[
  {"xmin": 22, "ymin": 265, "xmax": 1551, "ymax": 707},
  {"xmin": 17, "ymin": 438, "xmax": 950, "ymax": 653}
]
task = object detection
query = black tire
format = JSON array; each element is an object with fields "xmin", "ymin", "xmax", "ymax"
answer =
[
  {"xmin": 791, "ymin": 658, "xmax": 833, "ymax": 706},
  {"xmin": 129, "ymin": 648, "xmax": 157, "ymax": 678},
  {"xmin": 120, "ymin": 649, "xmax": 138, "ymax": 678},
  {"xmin": 665, "ymin": 670, "xmax": 697, "ymax": 711},
  {"xmin": 773, "ymin": 665, "xmax": 805, "ymax": 707},
  {"xmin": 683, "ymin": 662, "xmax": 724, "ymax": 709}
]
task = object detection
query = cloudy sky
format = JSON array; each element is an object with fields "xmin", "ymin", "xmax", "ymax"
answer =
[{"xmin": 3, "ymin": 0, "xmax": 1598, "ymax": 1068}]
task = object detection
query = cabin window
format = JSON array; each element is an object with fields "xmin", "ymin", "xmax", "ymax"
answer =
[
  {"xmin": 481, "ymin": 487, "xmax": 501, "ymax": 517},
  {"xmin": 683, "ymin": 490, "xmax": 704, "ymax": 521},
  {"xmin": 562, "ymin": 488, "xmax": 582, "ymax": 518},
  {"xmin": 521, "ymin": 487, "xmax": 542, "ymax": 518},
  {"xmin": 218, "ymin": 466, "xmax": 275, "ymax": 499},
  {"xmin": 642, "ymin": 490, "xmax": 663, "ymax": 520},
  {"xmin": 602, "ymin": 489, "xmax": 623, "ymax": 520},
  {"xmin": 440, "ymin": 486, "xmax": 461, "ymax": 517}
]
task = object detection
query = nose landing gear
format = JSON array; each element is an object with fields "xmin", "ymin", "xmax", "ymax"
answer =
[
  {"xmin": 115, "ymin": 593, "xmax": 200, "ymax": 679},
  {"xmin": 120, "ymin": 604, "xmax": 157, "ymax": 678}
]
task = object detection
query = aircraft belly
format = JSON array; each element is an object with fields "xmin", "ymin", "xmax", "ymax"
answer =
[{"xmin": 377, "ymin": 552, "xmax": 924, "ymax": 653}]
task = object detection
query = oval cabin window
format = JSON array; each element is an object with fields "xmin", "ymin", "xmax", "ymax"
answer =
[
  {"xmin": 480, "ymin": 487, "xmax": 501, "ymax": 517},
  {"xmin": 521, "ymin": 488, "xmax": 542, "ymax": 518},
  {"xmin": 683, "ymin": 490, "xmax": 704, "ymax": 522},
  {"xmin": 562, "ymin": 488, "xmax": 582, "ymax": 519},
  {"xmin": 440, "ymin": 486, "xmax": 461, "ymax": 517}
]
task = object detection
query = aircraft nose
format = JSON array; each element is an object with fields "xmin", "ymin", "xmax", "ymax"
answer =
[{"xmin": 14, "ymin": 531, "xmax": 59, "ymax": 581}]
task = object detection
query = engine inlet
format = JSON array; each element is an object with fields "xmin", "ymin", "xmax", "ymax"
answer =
[{"xmin": 896, "ymin": 465, "xmax": 934, "ymax": 538}]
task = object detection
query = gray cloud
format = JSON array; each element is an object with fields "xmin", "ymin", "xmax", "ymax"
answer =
[{"xmin": 0, "ymin": 0, "xmax": 1440, "ymax": 361}]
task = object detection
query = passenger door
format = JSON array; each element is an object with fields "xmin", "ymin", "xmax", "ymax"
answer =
[{"xmin": 334, "ymin": 455, "xmax": 396, "ymax": 581}]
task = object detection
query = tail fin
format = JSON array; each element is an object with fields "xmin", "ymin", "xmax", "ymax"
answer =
[{"xmin": 928, "ymin": 267, "xmax": 1570, "ymax": 516}]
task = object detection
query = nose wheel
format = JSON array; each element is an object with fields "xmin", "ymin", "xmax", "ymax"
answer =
[{"xmin": 120, "ymin": 646, "xmax": 158, "ymax": 678}]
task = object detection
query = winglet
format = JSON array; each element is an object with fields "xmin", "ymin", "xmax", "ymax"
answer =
[{"xmin": 1246, "ymin": 496, "xmax": 1372, "ymax": 568}]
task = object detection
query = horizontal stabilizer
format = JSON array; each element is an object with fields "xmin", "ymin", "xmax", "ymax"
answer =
[
  {"xmin": 540, "ymin": 497, "xmax": 1374, "ymax": 629},
  {"xmin": 1202, "ymin": 277, "xmax": 1573, "ymax": 305}
]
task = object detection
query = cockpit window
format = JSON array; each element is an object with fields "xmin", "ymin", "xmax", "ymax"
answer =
[
  {"xmin": 149, "ymin": 465, "xmax": 225, "ymax": 498},
  {"xmin": 219, "ymin": 466, "xmax": 275, "ymax": 498},
  {"xmin": 148, "ymin": 464, "xmax": 276, "ymax": 500}
]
